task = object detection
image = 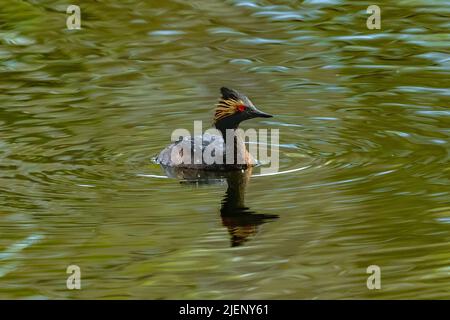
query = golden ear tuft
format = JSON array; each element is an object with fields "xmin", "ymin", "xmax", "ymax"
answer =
[{"xmin": 214, "ymin": 98, "xmax": 243, "ymax": 123}]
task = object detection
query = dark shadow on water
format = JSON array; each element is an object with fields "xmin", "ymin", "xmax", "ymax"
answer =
[
  {"xmin": 219, "ymin": 170, "xmax": 278, "ymax": 247},
  {"xmin": 161, "ymin": 166, "xmax": 279, "ymax": 247}
]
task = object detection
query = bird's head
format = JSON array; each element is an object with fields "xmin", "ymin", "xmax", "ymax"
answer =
[{"xmin": 213, "ymin": 87, "xmax": 272, "ymax": 131}]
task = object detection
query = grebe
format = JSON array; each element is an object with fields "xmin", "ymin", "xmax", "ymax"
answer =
[{"xmin": 156, "ymin": 87, "xmax": 272, "ymax": 171}]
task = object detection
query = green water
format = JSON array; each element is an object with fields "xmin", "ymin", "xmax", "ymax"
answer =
[{"xmin": 0, "ymin": 0, "xmax": 449, "ymax": 299}]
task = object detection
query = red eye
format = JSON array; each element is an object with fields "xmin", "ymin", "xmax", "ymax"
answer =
[{"xmin": 237, "ymin": 105, "xmax": 246, "ymax": 112}]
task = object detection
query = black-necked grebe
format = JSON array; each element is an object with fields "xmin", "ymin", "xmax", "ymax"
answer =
[{"xmin": 156, "ymin": 87, "xmax": 272, "ymax": 171}]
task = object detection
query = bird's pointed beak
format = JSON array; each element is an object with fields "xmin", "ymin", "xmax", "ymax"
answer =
[{"xmin": 252, "ymin": 107, "xmax": 273, "ymax": 118}]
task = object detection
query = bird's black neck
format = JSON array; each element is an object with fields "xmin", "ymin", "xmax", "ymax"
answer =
[{"xmin": 215, "ymin": 119, "xmax": 240, "ymax": 143}]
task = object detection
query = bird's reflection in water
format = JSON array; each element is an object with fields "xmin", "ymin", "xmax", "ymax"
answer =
[
  {"xmin": 219, "ymin": 169, "xmax": 278, "ymax": 247},
  {"xmin": 160, "ymin": 166, "xmax": 279, "ymax": 247}
]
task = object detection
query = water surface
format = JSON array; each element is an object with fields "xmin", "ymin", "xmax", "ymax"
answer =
[{"xmin": 0, "ymin": 0, "xmax": 449, "ymax": 299}]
